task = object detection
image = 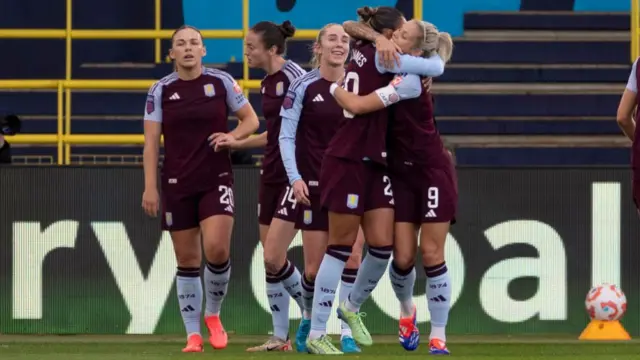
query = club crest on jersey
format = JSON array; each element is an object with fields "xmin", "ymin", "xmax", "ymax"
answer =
[
  {"xmin": 303, "ymin": 210, "xmax": 312, "ymax": 225},
  {"xmin": 282, "ymin": 90, "xmax": 296, "ymax": 109},
  {"xmin": 346, "ymin": 194, "xmax": 359, "ymax": 209},
  {"xmin": 146, "ymin": 95, "xmax": 154, "ymax": 114},
  {"xmin": 276, "ymin": 81, "xmax": 284, "ymax": 96},
  {"xmin": 203, "ymin": 84, "xmax": 215, "ymax": 97},
  {"xmin": 233, "ymin": 81, "xmax": 243, "ymax": 94}
]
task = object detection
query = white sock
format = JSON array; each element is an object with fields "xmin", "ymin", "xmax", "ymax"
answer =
[
  {"xmin": 339, "ymin": 271, "xmax": 356, "ymax": 338},
  {"xmin": 389, "ymin": 261, "xmax": 416, "ymax": 317},
  {"xmin": 425, "ymin": 262, "xmax": 451, "ymax": 341},
  {"xmin": 301, "ymin": 274, "xmax": 314, "ymax": 320},
  {"xmin": 278, "ymin": 260, "xmax": 306, "ymax": 314},
  {"xmin": 176, "ymin": 267, "xmax": 202, "ymax": 336},
  {"xmin": 204, "ymin": 260, "xmax": 231, "ymax": 317},
  {"xmin": 265, "ymin": 277, "xmax": 290, "ymax": 341},
  {"xmin": 346, "ymin": 246, "xmax": 393, "ymax": 311},
  {"xmin": 309, "ymin": 245, "xmax": 351, "ymax": 340}
]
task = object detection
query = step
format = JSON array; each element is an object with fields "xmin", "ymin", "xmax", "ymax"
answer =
[
  {"xmin": 464, "ymin": 11, "xmax": 630, "ymax": 31},
  {"xmin": 16, "ymin": 115, "xmax": 622, "ymax": 137},
  {"xmin": 8, "ymin": 142, "xmax": 630, "ymax": 166},
  {"xmin": 463, "ymin": 30, "xmax": 630, "ymax": 41},
  {"xmin": 72, "ymin": 61, "xmax": 632, "ymax": 84},
  {"xmin": 74, "ymin": 62, "xmax": 175, "ymax": 79},
  {"xmin": 454, "ymin": 146, "xmax": 630, "ymax": 165},
  {"xmin": 0, "ymin": 90, "xmax": 624, "ymax": 118},
  {"xmin": 283, "ymin": 39, "xmax": 631, "ymax": 64},
  {"xmin": 222, "ymin": 62, "xmax": 632, "ymax": 84},
  {"xmin": 439, "ymin": 64, "xmax": 630, "ymax": 83},
  {"xmin": 444, "ymin": 135, "xmax": 628, "ymax": 147},
  {"xmin": 448, "ymin": 39, "xmax": 630, "ymax": 64}
]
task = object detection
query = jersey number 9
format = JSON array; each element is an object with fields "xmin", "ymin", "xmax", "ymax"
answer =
[{"xmin": 343, "ymin": 72, "xmax": 360, "ymax": 119}]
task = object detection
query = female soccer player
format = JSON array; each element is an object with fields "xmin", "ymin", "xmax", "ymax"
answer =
[
  {"xmin": 330, "ymin": 19, "xmax": 455, "ymax": 355},
  {"xmin": 141, "ymin": 25, "xmax": 259, "ymax": 353},
  {"xmin": 617, "ymin": 57, "xmax": 639, "ymax": 215},
  {"xmin": 221, "ymin": 20, "xmax": 307, "ymax": 353},
  {"xmin": 305, "ymin": 7, "xmax": 447, "ymax": 354},
  {"xmin": 278, "ymin": 23, "xmax": 365, "ymax": 354}
]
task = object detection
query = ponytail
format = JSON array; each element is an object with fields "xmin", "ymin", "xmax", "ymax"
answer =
[
  {"xmin": 415, "ymin": 21, "xmax": 454, "ymax": 63},
  {"xmin": 436, "ymin": 32, "xmax": 453, "ymax": 63}
]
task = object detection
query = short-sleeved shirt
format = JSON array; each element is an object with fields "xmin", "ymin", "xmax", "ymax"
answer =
[
  {"xmin": 144, "ymin": 67, "xmax": 248, "ymax": 193},
  {"xmin": 279, "ymin": 69, "xmax": 343, "ymax": 193},
  {"xmin": 324, "ymin": 41, "xmax": 394, "ymax": 164},
  {"xmin": 260, "ymin": 60, "xmax": 306, "ymax": 185}
]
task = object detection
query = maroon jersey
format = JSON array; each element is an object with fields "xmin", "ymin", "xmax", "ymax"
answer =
[
  {"xmin": 260, "ymin": 60, "xmax": 306, "ymax": 184},
  {"xmin": 325, "ymin": 41, "xmax": 394, "ymax": 164},
  {"xmin": 632, "ymin": 58, "xmax": 640, "ymax": 170},
  {"xmin": 279, "ymin": 69, "xmax": 342, "ymax": 194},
  {"xmin": 388, "ymin": 74, "xmax": 450, "ymax": 168},
  {"xmin": 144, "ymin": 68, "xmax": 249, "ymax": 193}
]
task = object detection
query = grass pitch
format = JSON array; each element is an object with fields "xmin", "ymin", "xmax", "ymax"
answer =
[{"xmin": 1, "ymin": 335, "xmax": 639, "ymax": 359}]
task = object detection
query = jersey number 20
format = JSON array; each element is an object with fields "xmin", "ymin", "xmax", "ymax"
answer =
[{"xmin": 343, "ymin": 72, "xmax": 360, "ymax": 119}]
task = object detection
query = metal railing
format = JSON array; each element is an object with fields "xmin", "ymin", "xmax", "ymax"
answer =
[
  {"xmin": 0, "ymin": 0, "xmax": 421, "ymax": 164},
  {"xmin": 633, "ymin": 0, "xmax": 639, "ymax": 62}
]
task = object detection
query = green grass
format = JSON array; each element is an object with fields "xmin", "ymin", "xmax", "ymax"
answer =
[{"xmin": 1, "ymin": 335, "xmax": 640, "ymax": 359}]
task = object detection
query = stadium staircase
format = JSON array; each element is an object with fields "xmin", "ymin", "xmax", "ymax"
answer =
[{"xmin": 3, "ymin": 11, "xmax": 633, "ymax": 165}]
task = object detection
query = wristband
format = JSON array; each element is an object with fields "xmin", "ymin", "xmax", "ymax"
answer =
[{"xmin": 329, "ymin": 83, "xmax": 338, "ymax": 96}]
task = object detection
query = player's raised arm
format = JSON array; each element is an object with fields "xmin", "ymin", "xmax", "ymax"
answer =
[
  {"xmin": 343, "ymin": 20, "xmax": 402, "ymax": 69},
  {"xmin": 330, "ymin": 73, "xmax": 422, "ymax": 115},
  {"xmin": 278, "ymin": 84, "xmax": 306, "ymax": 186},
  {"xmin": 375, "ymin": 21, "xmax": 453, "ymax": 77},
  {"xmin": 617, "ymin": 59, "xmax": 638, "ymax": 141},
  {"xmin": 142, "ymin": 81, "xmax": 163, "ymax": 217}
]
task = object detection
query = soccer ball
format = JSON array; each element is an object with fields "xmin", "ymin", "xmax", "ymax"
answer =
[{"xmin": 585, "ymin": 283, "xmax": 627, "ymax": 321}]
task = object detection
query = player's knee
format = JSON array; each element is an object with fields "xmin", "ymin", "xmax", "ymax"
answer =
[
  {"xmin": 264, "ymin": 259, "xmax": 284, "ymax": 275},
  {"xmin": 173, "ymin": 247, "xmax": 201, "ymax": 268},
  {"xmin": 392, "ymin": 252, "xmax": 415, "ymax": 271},
  {"xmin": 263, "ymin": 249, "xmax": 286, "ymax": 275},
  {"xmin": 420, "ymin": 239, "xmax": 444, "ymax": 266},
  {"xmin": 204, "ymin": 247, "xmax": 229, "ymax": 265}
]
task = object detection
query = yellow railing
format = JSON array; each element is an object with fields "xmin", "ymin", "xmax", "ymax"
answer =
[
  {"xmin": 0, "ymin": 0, "xmax": 422, "ymax": 165},
  {"xmin": 633, "ymin": 0, "xmax": 639, "ymax": 62}
]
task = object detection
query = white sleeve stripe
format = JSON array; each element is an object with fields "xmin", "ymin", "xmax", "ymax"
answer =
[
  {"xmin": 149, "ymin": 72, "xmax": 178, "ymax": 95},
  {"xmin": 289, "ymin": 69, "xmax": 320, "ymax": 92},
  {"xmin": 203, "ymin": 67, "xmax": 237, "ymax": 84},
  {"xmin": 626, "ymin": 59, "xmax": 638, "ymax": 93},
  {"xmin": 284, "ymin": 61, "xmax": 305, "ymax": 79}
]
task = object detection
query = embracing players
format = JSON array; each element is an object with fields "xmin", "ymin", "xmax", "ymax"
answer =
[
  {"xmin": 141, "ymin": 25, "xmax": 259, "ymax": 352},
  {"xmin": 617, "ymin": 57, "xmax": 640, "ymax": 215},
  {"xmin": 332, "ymin": 19, "xmax": 456, "ymax": 355},
  {"xmin": 305, "ymin": 6, "xmax": 448, "ymax": 354},
  {"xmin": 278, "ymin": 23, "xmax": 365, "ymax": 354}
]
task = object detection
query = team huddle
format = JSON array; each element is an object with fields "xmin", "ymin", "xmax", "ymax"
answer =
[{"xmin": 142, "ymin": 5, "xmax": 457, "ymax": 356}]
